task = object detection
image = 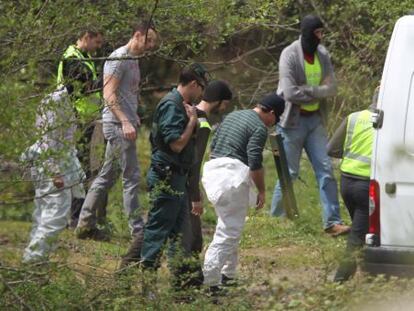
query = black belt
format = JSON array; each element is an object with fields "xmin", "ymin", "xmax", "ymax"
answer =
[{"xmin": 152, "ymin": 163, "xmax": 189, "ymax": 177}]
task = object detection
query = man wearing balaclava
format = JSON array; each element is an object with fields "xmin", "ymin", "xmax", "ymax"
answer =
[{"xmin": 270, "ymin": 15, "xmax": 350, "ymax": 237}]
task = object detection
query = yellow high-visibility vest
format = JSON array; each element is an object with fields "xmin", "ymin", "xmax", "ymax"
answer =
[
  {"xmin": 198, "ymin": 117, "xmax": 212, "ymax": 130},
  {"xmin": 303, "ymin": 55, "xmax": 322, "ymax": 112},
  {"xmin": 340, "ymin": 109, "xmax": 374, "ymax": 177},
  {"xmin": 57, "ymin": 45, "xmax": 101, "ymax": 120}
]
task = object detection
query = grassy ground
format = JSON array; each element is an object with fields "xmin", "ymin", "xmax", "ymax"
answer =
[{"xmin": 1, "ymin": 127, "xmax": 414, "ymax": 310}]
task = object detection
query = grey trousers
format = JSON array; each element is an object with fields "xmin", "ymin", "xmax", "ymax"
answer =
[{"xmin": 77, "ymin": 123, "xmax": 144, "ymax": 236}]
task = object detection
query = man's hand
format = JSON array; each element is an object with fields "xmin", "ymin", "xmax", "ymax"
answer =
[
  {"xmin": 184, "ymin": 103, "xmax": 197, "ymax": 123},
  {"xmin": 121, "ymin": 120, "xmax": 137, "ymax": 141},
  {"xmin": 256, "ymin": 191, "xmax": 265, "ymax": 210},
  {"xmin": 53, "ymin": 176, "xmax": 64, "ymax": 189},
  {"xmin": 322, "ymin": 75, "xmax": 332, "ymax": 85},
  {"xmin": 191, "ymin": 201, "xmax": 204, "ymax": 216}
]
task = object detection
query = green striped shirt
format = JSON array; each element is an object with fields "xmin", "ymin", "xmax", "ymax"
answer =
[{"xmin": 211, "ymin": 110, "xmax": 268, "ymax": 170}]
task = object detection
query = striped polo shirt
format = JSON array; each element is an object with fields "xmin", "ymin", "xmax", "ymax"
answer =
[{"xmin": 211, "ymin": 109, "xmax": 268, "ymax": 170}]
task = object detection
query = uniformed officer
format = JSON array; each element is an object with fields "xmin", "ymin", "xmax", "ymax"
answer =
[
  {"xmin": 327, "ymin": 91, "xmax": 378, "ymax": 282},
  {"xmin": 139, "ymin": 64, "xmax": 208, "ymax": 288},
  {"xmin": 57, "ymin": 29, "xmax": 105, "ymax": 228}
]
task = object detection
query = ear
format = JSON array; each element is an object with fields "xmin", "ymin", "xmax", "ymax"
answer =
[
  {"xmin": 210, "ymin": 100, "xmax": 221, "ymax": 107},
  {"xmin": 133, "ymin": 31, "xmax": 143, "ymax": 40},
  {"xmin": 82, "ymin": 33, "xmax": 90, "ymax": 41}
]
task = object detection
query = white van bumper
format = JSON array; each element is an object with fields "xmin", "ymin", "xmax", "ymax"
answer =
[{"xmin": 363, "ymin": 246, "xmax": 414, "ymax": 277}]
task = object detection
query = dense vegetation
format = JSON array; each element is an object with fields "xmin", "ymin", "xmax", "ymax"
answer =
[{"xmin": 1, "ymin": 0, "xmax": 413, "ymax": 162}]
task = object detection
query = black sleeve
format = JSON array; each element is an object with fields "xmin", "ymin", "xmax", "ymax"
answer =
[
  {"xmin": 63, "ymin": 59, "xmax": 95, "ymax": 94},
  {"xmin": 187, "ymin": 126, "xmax": 211, "ymax": 202},
  {"xmin": 327, "ymin": 117, "xmax": 347, "ymax": 158}
]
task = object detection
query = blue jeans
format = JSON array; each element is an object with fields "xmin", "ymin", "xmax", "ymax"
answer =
[{"xmin": 270, "ymin": 114, "xmax": 343, "ymax": 229}]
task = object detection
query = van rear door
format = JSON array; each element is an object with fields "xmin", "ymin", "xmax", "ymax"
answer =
[{"xmin": 373, "ymin": 16, "xmax": 414, "ymax": 248}]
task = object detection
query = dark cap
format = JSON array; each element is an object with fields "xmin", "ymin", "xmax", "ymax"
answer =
[
  {"xmin": 203, "ymin": 80, "xmax": 232, "ymax": 102},
  {"xmin": 188, "ymin": 63, "xmax": 209, "ymax": 86},
  {"xmin": 260, "ymin": 93, "xmax": 285, "ymax": 122}
]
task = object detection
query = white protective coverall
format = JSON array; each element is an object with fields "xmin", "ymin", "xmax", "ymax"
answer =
[
  {"xmin": 21, "ymin": 88, "xmax": 85, "ymax": 263},
  {"xmin": 202, "ymin": 157, "xmax": 256, "ymax": 286}
]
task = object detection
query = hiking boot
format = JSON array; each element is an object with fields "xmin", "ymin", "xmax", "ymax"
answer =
[
  {"xmin": 334, "ymin": 258, "xmax": 357, "ymax": 283},
  {"xmin": 75, "ymin": 227, "xmax": 111, "ymax": 241},
  {"xmin": 325, "ymin": 224, "xmax": 351, "ymax": 237},
  {"xmin": 119, "ymin": 232, "xmax": 144, "ymax": 270},
  {"xmin": 221, "ymin": 274, "xmax": 238, "ymax": 287}
]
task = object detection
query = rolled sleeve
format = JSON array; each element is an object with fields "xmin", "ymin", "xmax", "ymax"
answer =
[
  {"xmin": 157, "ymin": 101, "xmax": 186, "ymax": 145},
  {"xmin": 247, "ymin": 127, "xmax": 267, "ymax": 170}
]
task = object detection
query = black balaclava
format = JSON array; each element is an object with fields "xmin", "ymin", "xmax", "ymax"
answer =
[{"xmin": 300, "ymin": 15, "xmax": 324, "ymax": 55}]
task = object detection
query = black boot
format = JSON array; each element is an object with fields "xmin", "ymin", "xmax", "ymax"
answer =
[
  {"xmin": 334, "ymin": 258, "xmax": 357, "ymax": 283},
  {"xmin": 221, "ymin": 274, "xmax": 238, "ymax": 287},
  {"xmin": 171, "ymin": 260, "xmax": 204, "ymax": 291},
  {"xmin": 119, "ymin": 231, "xmax": 144, "ymax": 270},
  {"xmin": 75, "ymin": 227, "xmax": 111, "ymax": 241}
]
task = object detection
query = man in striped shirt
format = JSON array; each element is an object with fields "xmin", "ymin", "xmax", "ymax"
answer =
[{"xmin": 201, "ymin": 93, "xmax": 285, "ymax": 292}]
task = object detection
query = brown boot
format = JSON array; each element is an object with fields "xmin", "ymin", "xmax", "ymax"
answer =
[
  {"xmin": 325, "ymin": 224, "xmax": 351, "ymax": 237},
  {"xmin": 75, "ymin": 227, "xmax": 111, "ymax": 242},
  {"xmin": 119, "ymin": 232, "xmax": 144, "ymax": 270}
]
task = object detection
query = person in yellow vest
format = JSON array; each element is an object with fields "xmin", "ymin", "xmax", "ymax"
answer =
[
  {"xmin": 327, "ymin": 91, "xmax": 378, "ymax": 282},
  {"xmin": 57, "ymin": 29, "xmax": 105, "ymax": 228},
  {"xmin": 270, "ymin": 15, "xmax": 350, "ymax": 236}
]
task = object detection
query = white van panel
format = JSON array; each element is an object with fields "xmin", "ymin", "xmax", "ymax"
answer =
[
  {"xmin": 404, "ymin": 73, "xmax": 414, "ymax": 154},
  {"xmin": 373, "ymin": 16, "xmax": 414, "ymax": 247}
]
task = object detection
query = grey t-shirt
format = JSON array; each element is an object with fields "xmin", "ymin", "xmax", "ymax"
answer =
[{"xmin": 102, "ymin": 45, "xmax": 141, "ymax": 124}]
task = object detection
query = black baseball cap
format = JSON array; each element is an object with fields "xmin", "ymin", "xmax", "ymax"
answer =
[
  {"xmin": 188, "ymin": 63, "xmax": 209, "ymax": 87},
  {"xmin": 260, "ymin": 93, "xmax": 286, "ymax": 122},
  {"xmin": 203, "ymin": 80, "xmax": 232, "ymax": 102}
]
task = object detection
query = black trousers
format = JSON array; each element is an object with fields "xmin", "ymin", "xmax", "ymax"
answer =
[
  {"xmin": 181, "ymin": 193, "xmax": 203, "ymax": 256},
  {"xmin": 77, "ymin": 123, "xmax": 96, "ymax": 181},
  {"xmin": 335, "ymin": 174, "xmax": 369, "ymax": 282},
  {"xmin": 340, "ymin": 174, "xmax": 370, "ymax": 251}
]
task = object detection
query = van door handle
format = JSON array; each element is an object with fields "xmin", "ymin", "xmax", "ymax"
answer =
[
  {"xmin": 385, "ymin": 182, "xmax": 396, "ymax": 194},
  {"xmin": 371, "ymin": 108, "xmax": 384, "ymax": 129}
]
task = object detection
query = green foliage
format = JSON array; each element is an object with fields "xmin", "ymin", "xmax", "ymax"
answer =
[{"xmin": 1, "ymin": 0, "xmax": 412, "ymax": 165}]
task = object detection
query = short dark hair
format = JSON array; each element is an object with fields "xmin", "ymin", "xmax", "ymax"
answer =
[
  {"xmin": 179, "ymin": 69, "xmax": 202, "ymax": 86},
  {"xmin": 178, "ymin": 64, "xmax": 208, "ymax": 87},
  {"xmin": 131, "ymin": 22, "xmax": 156, "ymax": 37},
  {"xmin": 78, "ymin": 29, "xmax": 103, "ymax": 39}
]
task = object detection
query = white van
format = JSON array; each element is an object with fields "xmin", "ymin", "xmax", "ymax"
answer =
[{"xmin": 363, "ymin": 15, "xmax": 414, "ymax": 276}]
